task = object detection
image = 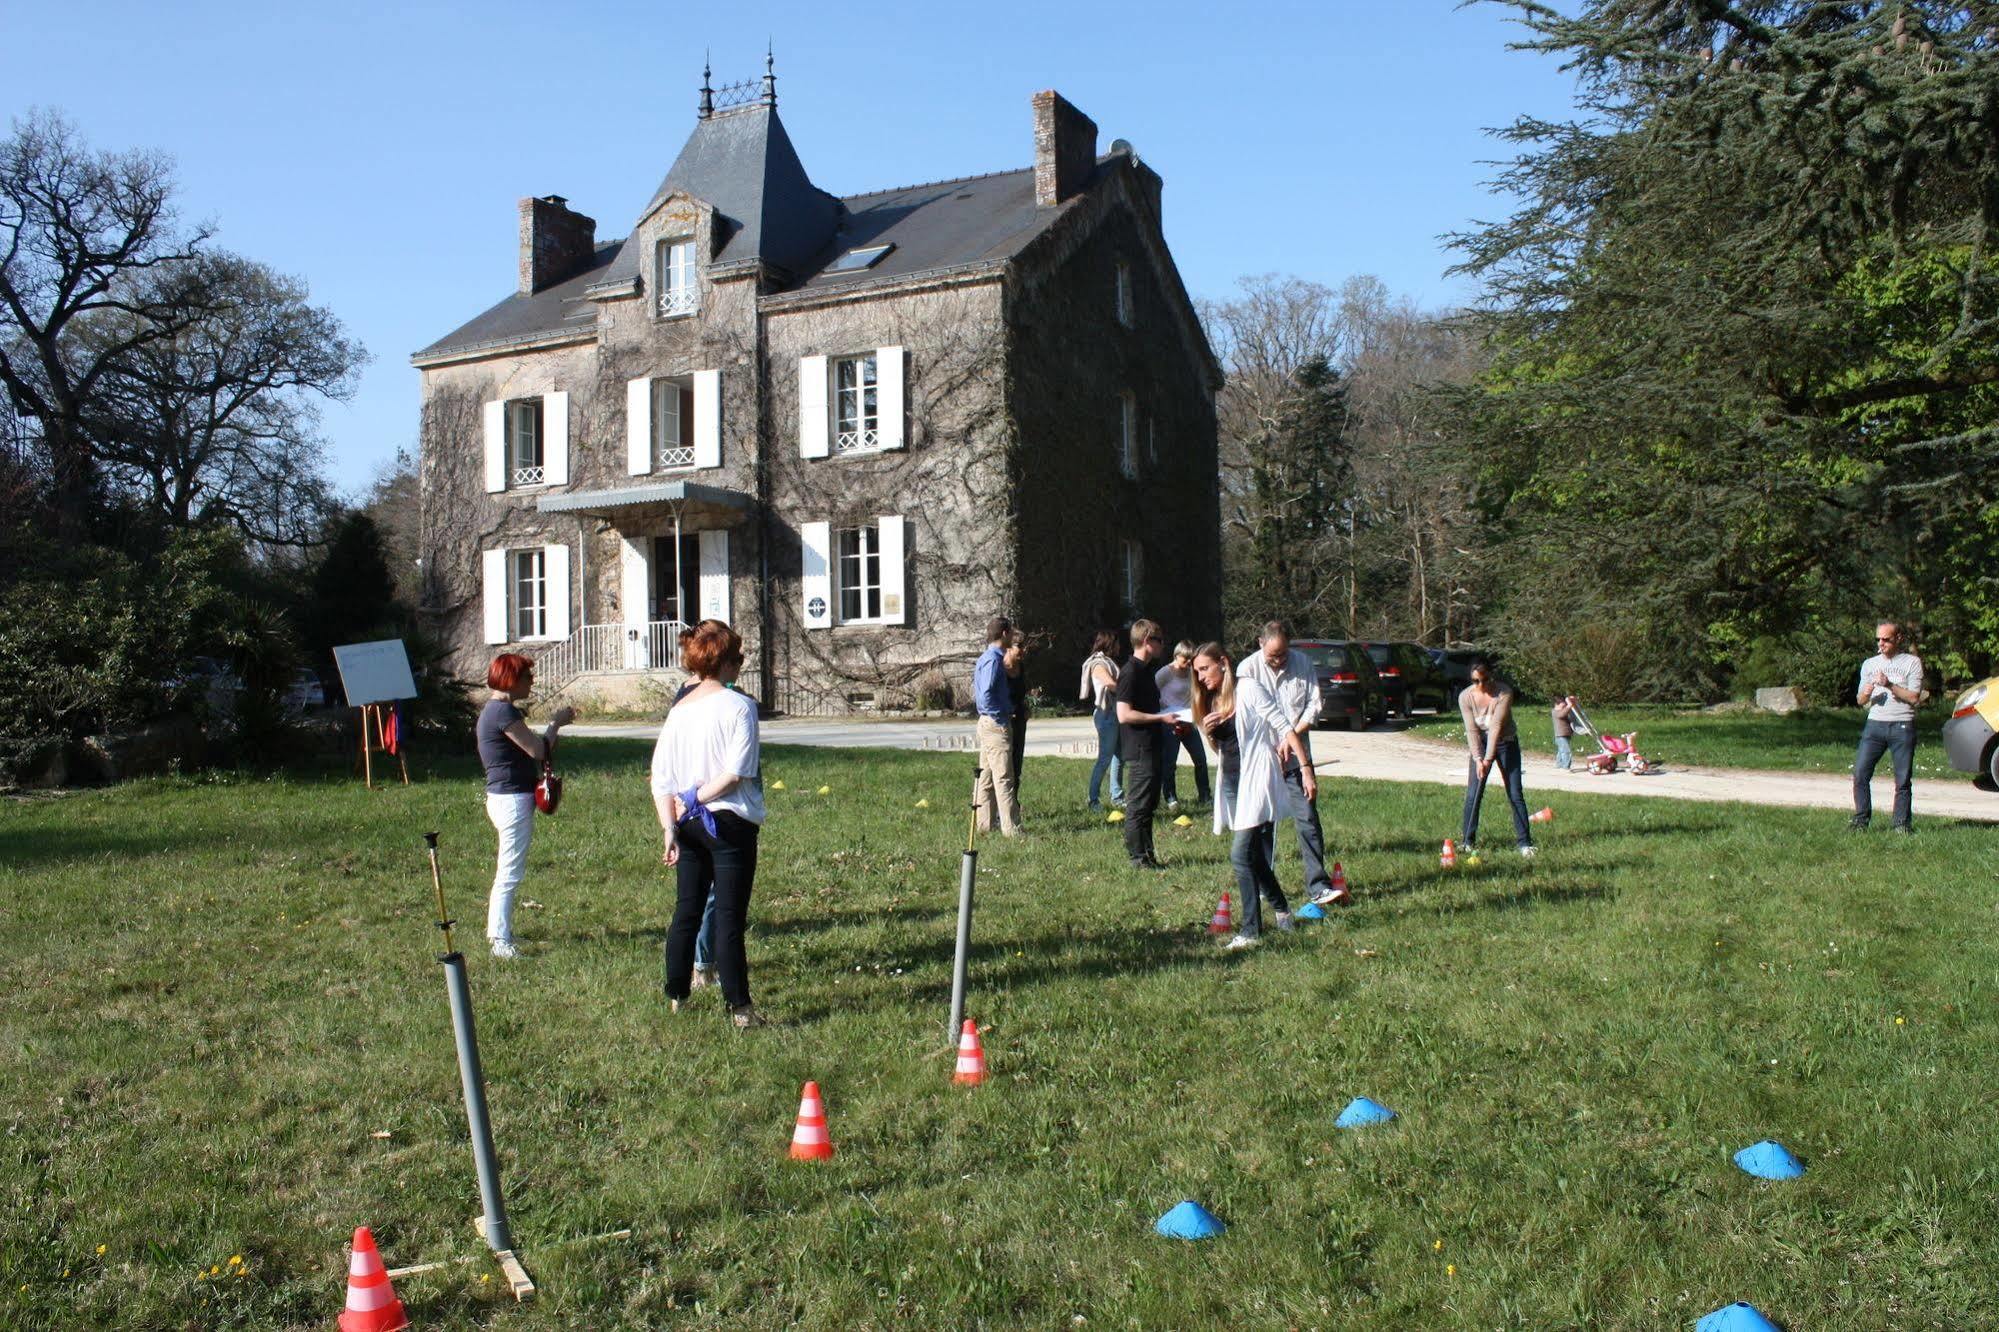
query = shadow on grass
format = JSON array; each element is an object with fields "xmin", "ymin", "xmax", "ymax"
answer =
[{"xmin": 0, "ymin": 824, "xmax": 206, "ymax": 868}]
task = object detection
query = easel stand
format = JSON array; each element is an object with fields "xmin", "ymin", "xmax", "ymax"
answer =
[{"xmin": 358, "ymin": 704, "xmax": 410, "ymax": 789}]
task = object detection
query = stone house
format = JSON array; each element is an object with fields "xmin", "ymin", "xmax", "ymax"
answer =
[{"xmin": 412, "ymin": 68, "xmax": 1220, "ymax": 713}]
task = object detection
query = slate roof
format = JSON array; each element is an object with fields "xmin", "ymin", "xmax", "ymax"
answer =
[{"xmin": 414, "ymin": 106, "xmax": 1096, "ymax": 362}]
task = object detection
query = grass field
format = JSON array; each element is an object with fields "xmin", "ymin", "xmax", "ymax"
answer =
[
  {"xmin": 3, "ymin": 741, "xmax": 1995, "ymax": 1329},
  {"xmin": 1403, "ymin": 703, "xmax": 1976, "ymax": 784}
]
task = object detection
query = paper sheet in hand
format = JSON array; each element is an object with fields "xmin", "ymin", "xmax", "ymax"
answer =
[{"xmin": 333, "ymin": 639, "xmax": 418, "ymax": 706}]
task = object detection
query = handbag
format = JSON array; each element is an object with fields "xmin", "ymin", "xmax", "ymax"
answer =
[{"xmin": 534, "ymin": 757, "xmax": 563, "ymax": 815}]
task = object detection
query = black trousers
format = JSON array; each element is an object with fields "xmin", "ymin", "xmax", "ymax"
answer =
[
  {"xmin": 664, "ymin": 810, "xmax": 759, "ymax": 1008},
  {"xmin": 1120, "ymin": 724, "xmax": 1162, "ymax": 861}
]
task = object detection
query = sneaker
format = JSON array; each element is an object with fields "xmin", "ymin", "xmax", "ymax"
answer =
[
  {"xmin": 669, "ymin": 997, "xmax": 683, "ymax": 1014},
  {"xmin": 1167, "ymin": 798, "xmax": 1181, "ymax": 811},
  {"xmin": 490, "ymin": 939, "xmax": 520, "ymax": 960},
  {"xmin": 1273, "ymin": 911, "xmax": 1296, "ymax": 933},
  {"xmin": 690, "ymin": 966, "xmax": 713, "ymax": 991},
  {"xmin": 1088, "ymin": 801, "xmax": 1103, "ymax": 811},
  {"xmin": 1893, "ymin": 823, "xmax": 1915, "ymax": 836},
  {"xmin": 1847, "ymin": 817, "xmax": 1869, "ymax": 831},
  {"xmin": 730, "ymin": 1005, "xmax": 772, "ymax": 1029},
  {"xmin": 1223, "ymin": 933, "xmax": 1261, "ymax": 951},
  {"xmin": 1309, "ymin": 887, "xmax": 1341, "ymax": 907},
  {"xmin": 1519, "ymin": 845, "xmax": 1537, "ymax": 859}
]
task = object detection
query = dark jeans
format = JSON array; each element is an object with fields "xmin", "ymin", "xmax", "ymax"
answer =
[
  {"xmin": 1089, "ymin": 708, "xmax": 1124, "ymax": 805},
  {"xmin": 1121, "ymin": 724, "xmax": 1162, "ymax": 862},
  {"xmin": 1219, "ymin": 769, "xmax": 1286, "ymax": 934},
  {"xmin": 1162, "ymin": 723, "xmax": 1213, "ymax": 803},
  {"xmin": 1462, "ymin": 739, "xmax": 1532, "ymax": 849},
  {"xmin": 1010, "ymin": 710, "xmax": 1028, "ymax": 804},
  {"xmin": 665, "ymin": 810, "xmax": 758, "ymax": 1008},
  {"xmin": 1853, "ymin": 718, "xmax": 1915, "ymax": 827},
  {"xmin": 1279, "ymin": 755, "xmax": 1331, "ymax": 894}
]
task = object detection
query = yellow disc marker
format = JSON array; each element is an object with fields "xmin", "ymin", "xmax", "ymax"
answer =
[
  {"xmin": 915, "ymin": 798, "xmax": 930, "ymax": 809},
  {"xmin": 1173, "ymin": 814, "xmax": 1194, "ymax": 828},
  {"xmin": 1107, "ymin": 809, "xmax": 1125, "ymax": 823},
  {"xmin": 816, "ymin": 785, "xmax": 832, "ymax": 795},
  {"xmin": 770, "ymin": 780, "xmax": 786, "ymax": 791}
]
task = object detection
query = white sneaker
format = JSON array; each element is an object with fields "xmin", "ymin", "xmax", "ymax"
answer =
[
  {"xmin": 490, "ymin": 939, "xmax": 520, "ymax": 960},
  {"xmin": 1519, "ymin": 845, "xmax": 1537, "ymax": 859},
  {"xmin": 1309, "ymin": 887, "xmax": 1341, "ymax": 907},
  {"xmin": 1273, "ymin": 911, "xmax": 1296, "ymax": 933},
  {"xmin": 1223, "ymin": 933, "xmax": 1261, "ymax": 951}
]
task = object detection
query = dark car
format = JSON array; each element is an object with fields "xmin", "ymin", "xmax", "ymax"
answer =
[
  {"xmin": 1291, "ymin": 638, "xmax": 1388, "ymax": 730},
  {"xmin": 1438, "ymin": 648, "xmax": 1486, "ymax": 709},
  {"xmin": 1360, "ymin": 640, "xmax": 1449, "ymax": 716}
]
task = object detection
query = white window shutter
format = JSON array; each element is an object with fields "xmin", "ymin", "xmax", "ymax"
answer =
[
  {"xmin": 699, "ymin": 529, "xmax": 730, "ymax": 623},
  {"xmin": 876, "ymin": 346, "xmax": 906, "ymax": 451},
  {"xmin": 483, "ymin": 401, "xmax": 506, "ymax": 493},
  {"xmin": 877, "ymin": 514, "xmax": 907, "ymax": 626},
  {"xmin": 693, "ymin": 369, "xmax": 721, "ymax": 468},
  {"xmin": 800, "ymin": 521, "xmax": 832, "ymax": 628},
  {"xmin": 543, "ymin": 391, "xmax": 569, "ymax": 486},
  {"xmin": 619, "ymin": 536, "xmax": 650, "ymax": 668},
  {"xmin": 799, "ymin": 355, "xmax": 829, "ymax": 458},
  {"xmin": 482, "ymin": 549, "xmax": 509, "ymax": 644},
  {"xmin": 543, "ymin": 543, "xmax": 571, "ymax": 640},
  {"xmin": 625, "ymin": 378, "xmax": 651, "ymax": 476}
]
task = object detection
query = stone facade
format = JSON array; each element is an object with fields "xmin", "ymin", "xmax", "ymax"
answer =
[{"xmin": 413, "ymin": 82, "xmax": 1219, "ymax": 713}]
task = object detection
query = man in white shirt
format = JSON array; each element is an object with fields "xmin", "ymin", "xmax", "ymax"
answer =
[
  {"xmin": 1236, "ymin": 619, "xmax": 1343, "ymax": 906},
  {"xmin": 1851, "ymin": 620, "xmax": 1924, "ymax": 833}
]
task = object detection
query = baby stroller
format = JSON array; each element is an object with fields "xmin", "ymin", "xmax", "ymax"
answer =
[{"xmin": 1571, "ymin": 703, "xmax": 1656, "ymax": 774}]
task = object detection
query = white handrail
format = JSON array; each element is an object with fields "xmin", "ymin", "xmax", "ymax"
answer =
[{"xmin": 532, "ymin": 620, "xmax": 688, "ymax": 693}]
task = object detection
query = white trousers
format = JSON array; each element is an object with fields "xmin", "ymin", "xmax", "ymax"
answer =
[{"xmin": 485, "ymin": 792, "xmax": 536, "ymax": 943}]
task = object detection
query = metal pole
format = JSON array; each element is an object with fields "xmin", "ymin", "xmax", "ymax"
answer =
[
  {"xmin": 424, "ymin": 832, "xmax": 514, "ymax": 1254},
  {"xmin": 947, "ymin": 761, "xmax": 980, "ymax": 1040}
]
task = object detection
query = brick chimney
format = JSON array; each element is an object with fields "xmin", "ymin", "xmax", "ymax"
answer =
[
  {"xmin": 518, "ymin": 195, "xmax": 597, "ymax": 295},
  {"xmin": 1032, "ymin": 91, "xmax": 1097, "ymax": 207}
]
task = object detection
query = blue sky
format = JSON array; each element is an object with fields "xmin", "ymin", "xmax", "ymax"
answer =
[{"xmin": 1, "ymin": 1, "xmax": 1582, "ymax": 496}]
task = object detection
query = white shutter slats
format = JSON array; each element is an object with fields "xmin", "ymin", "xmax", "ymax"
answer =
[
  {"xmin": 876, "ymin": 346, "xmax": 906, "ymax": 451},
  {"xmin": 619, "ymin": 536, "xmax": 650, "ymax": 668},
  {"xmin": 799, "ymin": 355, "xmax": 829, "ymax": 458},
  {"xmin": 543, "ymin": 391, "xmax": 569, "ymax": 486},
  {"xmin": 482, "ymin": 549, "xmax": 508, "ymax": 644},
  {"xmin": 800, "ymin": 521, "xmax": 832, "ymax": 628},
  {"xmin": 626, "ymin": 378, "xmax": 651, "ymax": 475},
  {"xmin": 483, "ymin": 401, "xmax": 506, "ymax": 493},
  {"xmin": 877, "ymin": 514, "xmax": 907, "ymax": 625},
  {"xmin": 543, "ymin": 543, "xmax": 571, "ymax": 640},
  {"xmin": 693, "ymin": 369, "xmax": 721, "ymax": 468},
  {"xmin": 699, "ymin": 529, "xmax": 730, "ymax": 623}
]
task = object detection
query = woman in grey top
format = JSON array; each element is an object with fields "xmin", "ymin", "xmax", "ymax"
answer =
[{"xmin": 1459, "ymin": 657, "xmax": 1534, "ymax": 856}]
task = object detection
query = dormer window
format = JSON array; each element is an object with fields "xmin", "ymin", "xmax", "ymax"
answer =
[{"xmin": 656, "ymin": 237, "xmax": 697, "ymax": 318}]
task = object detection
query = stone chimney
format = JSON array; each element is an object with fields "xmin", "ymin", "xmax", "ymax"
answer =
[
  {"xmin": 518, "ymin": 195, "xmax": 597, "ymax": 295},
  {"xmin": 1032, "ymin": 91, "xmax": 1097, "ymax": 207}
]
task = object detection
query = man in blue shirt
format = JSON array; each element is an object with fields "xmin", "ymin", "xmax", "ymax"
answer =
[{"xmin": 973, "ymin": 615, "xmax": 1021, "ymax": 835}]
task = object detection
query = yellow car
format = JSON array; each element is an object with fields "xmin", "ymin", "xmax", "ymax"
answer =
[{"xmin": 1944, "ymin": 677, "xmax": 1999, "ymax": 789}]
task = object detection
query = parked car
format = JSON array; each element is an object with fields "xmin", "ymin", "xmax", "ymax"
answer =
[
  {"xmin": 284, "ymin": 668, "xmax": 328, "ymax": 715},
  {"xmin": 1438, "ymin": 648, "xmax": 1486, "ymax": 709},
  {"xmin": 1292, "ymin": 638, "xmax": 1388, "ymax": 730},
  {"xmin": 171, "ymin": 656, "xmax": 243, "ymax": 717},
  {"xmin": 1943, "ymin": 675, "xmax": 1999, "ymax": 789},
  {"xmin": 1360, "ymin": 640, "xmax": 1449, "ymax": 716}
]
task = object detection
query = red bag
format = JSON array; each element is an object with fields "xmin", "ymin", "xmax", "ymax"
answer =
[{"xmin": 534, "ymin": 758, "xmax": 563, "ymax": 815}]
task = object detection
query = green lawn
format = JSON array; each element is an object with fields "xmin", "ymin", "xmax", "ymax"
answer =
[
  {"xmin": 1405, "ymin": 702, "xmax": 1975, "ymax": 782},
  {"xmin": 3, "ymin": 742, "xmax": 1995, "ymax": 1329}
]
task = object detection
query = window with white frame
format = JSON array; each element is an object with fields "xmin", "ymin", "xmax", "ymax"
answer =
[
  {"xmin": 652, "ymin": 377, "xmax": 694, "ymax": 468},
  {"xmin": 1121, "ymin": 539, "xmax": 1143, "ymax": 611},
  {"xmin": 511, "ymin": 548, "xmax": 547, "ymax": 639},
  {"xmin": 507, "ymin": 398, "xmax": 544, "ymax": 487},
  {"xmin": 656, "ymin": 237, "xmax": 697, "ymax": 318},
  {"xmin": 833, "ymin": 354, "xmax": 880, "ymax": 453},
  {"xmin": 1118, "ymin": 391, "xmax": 1138, "ymax": 478},
  {"xmin": 836, "ymin": 523, "xmax": 883, "ymax": 622},
  {"xmin": 1116, "ymin": 261, "xmax": 1134, "ymax": 328}
]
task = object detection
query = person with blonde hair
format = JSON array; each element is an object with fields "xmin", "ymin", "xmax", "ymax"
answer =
[
  {"xmin": 1155, "ymin": 639, "xmax": 1212, "ymax": 809},
  {"xmin": 1190, "ymin": 641, "xmax": 1313, "ymax": 949}
]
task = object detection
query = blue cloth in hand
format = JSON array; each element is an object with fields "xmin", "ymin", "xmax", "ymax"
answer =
[{"xmin": 677, "ymin": 786, "xmax": 719, "ymax": 838}]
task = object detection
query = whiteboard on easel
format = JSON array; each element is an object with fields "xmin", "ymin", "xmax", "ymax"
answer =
[{"xmin": 333, "ymin": 639, "xmax": 418, "ymax": 706}]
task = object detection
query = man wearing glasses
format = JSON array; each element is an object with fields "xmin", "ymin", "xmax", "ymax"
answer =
[{"xmin": 1852, "ymin": 621, "xmax": 1924, "ymax": 833}]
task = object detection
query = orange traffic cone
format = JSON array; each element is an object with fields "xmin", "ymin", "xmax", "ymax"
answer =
[
  {"xmin": 1208, "ymin": 892, "xmax": 1233, "ymax": 934},
  {"xmin": 789, "ymin": 1081, "xmax": 834, "ymax": 1160},
  {"xmin": 953, "ymin": 1019, "xmax": 987, "ymax": 1086},
  {"xmin": 1530, "ymin": 806, "xmax": 1554, "ymax": 824},
  {"xmin": 1329, "ymin": 861, "xmax": 1352, "ymax": 904},
  {"xmin": 1440, "ymin": 838, "xmax": 1458, "ymax": 869},
  {"xmin": 338, "ymin": 1227, "xmax": 410, "ymax": 1332}
]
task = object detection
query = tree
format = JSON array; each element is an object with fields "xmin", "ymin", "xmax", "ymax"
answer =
[{"xmin": 0, "ymin": 109, "xmax": 211, "ymax": 530}]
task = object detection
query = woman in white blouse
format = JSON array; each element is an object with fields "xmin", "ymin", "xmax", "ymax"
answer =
[
  {"xmin": 1190, "ymin": 642, "xmax": 1313, "ymax": 950},
  {"xmin": 651, "ymin": 620, "xmax": 769, "ymax": 1027}
]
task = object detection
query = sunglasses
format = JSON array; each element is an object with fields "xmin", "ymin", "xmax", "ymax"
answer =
[{"xmin": 1876, "ymin": 636, "xmax": 1896, "ymax": 643}]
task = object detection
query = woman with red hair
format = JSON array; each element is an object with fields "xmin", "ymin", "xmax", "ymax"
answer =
[
  {"xmin": 477, "ymin": 653, "xmax": 574, "ymax": 959},
  {"xmin": 650, "ymin": 621, "xmax": 768, "ymax": 1026}
]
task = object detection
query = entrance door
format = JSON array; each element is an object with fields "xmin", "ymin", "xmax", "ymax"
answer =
[{"xmin": 654, "ymin": 534, "xmax": 701, "ymax": 625}]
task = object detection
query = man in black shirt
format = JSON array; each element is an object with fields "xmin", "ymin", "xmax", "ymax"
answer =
[{"xmin": 1115, "ymin": 619, "xmax": 1177, "ymax": 868}]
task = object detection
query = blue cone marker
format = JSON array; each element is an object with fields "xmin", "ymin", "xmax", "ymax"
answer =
[
  {"xmin": 1694, "ymin": 1301, "xmax": 1781, "ymax": 1332},
  {"xmin": 1732, "ymin": 1141, "xmax": 1805, "ymax": 1180},
  {"xmin": 1334, "ymin": 1096, "xmax": 1396, "ymax": 1128},
  {"xmin": 1154, "ymin": 1199, "xmax": 1226, "ymax": 1240},
  {"xmin": 1296, "ymin": 901, "xmax": 1326, "ymax": 921}
]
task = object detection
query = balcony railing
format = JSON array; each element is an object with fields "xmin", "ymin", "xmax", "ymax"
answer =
[
  {"xmin": 530, "ymin": 620, "xmax": 689, "ymax": 695},
  {"xmin": 835, "ymin": 426, "xmax": 881, "ymax": 454},
  {"xmin": 511, "ymin": 464, "xmax": 544, "ymax": 487},
  {"xmin": 656, "ymin": 444, "xmax": 696, "ymax": 469},
  {"xmin": 658, "ymin": 287, "xmax": 699, "ymax": 318}
]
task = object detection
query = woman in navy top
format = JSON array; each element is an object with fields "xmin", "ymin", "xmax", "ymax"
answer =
[{"xmin": 476, "ymin": 653, "xmax": 574, "ymax": 958}]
